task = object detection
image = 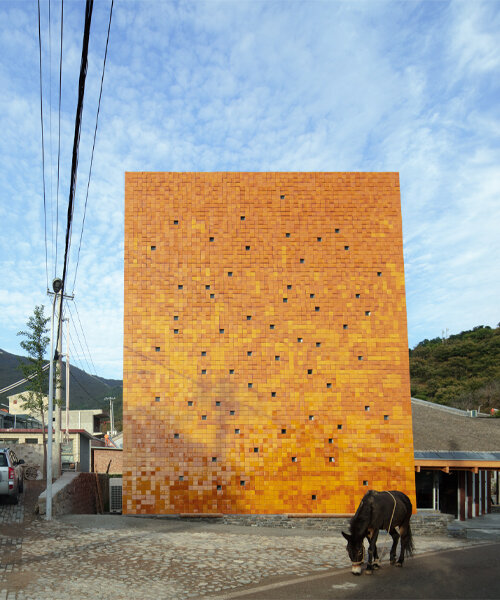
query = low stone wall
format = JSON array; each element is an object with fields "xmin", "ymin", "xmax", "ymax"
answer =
[
  {"xmin": 92, "ymin": 447, "xmax": 123, "ymax": 474},
  {"xmin": 38, "ymin": 472, "xmax": 109, "ymax": 517}
]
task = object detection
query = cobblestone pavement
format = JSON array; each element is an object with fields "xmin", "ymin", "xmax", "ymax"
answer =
[{"xmin": 0, "ymin": 483, "xmax": 480, "ymax": 600}]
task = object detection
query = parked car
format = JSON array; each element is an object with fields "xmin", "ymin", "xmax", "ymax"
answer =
[{"xmin": 0, "ymin": 448, "xmax": 24, "ymax": 504}]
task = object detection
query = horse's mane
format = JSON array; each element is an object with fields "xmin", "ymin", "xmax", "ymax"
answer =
[{"xmin": 349, "ymin": 492, "xmax": 373, "ymax": 539}]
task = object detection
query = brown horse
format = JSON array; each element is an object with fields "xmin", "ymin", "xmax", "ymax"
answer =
[{"xmin": 342, "ymin": 490, "xmax": 414, "ymax": 575}]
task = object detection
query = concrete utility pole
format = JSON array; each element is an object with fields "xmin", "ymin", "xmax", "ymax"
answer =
[
  {"xmin": 54, "ymin": 312, "xmax": 63, "ymax": 478},
  {"xmin": 105, "ymin": 396, "xmax": 116, "ymax": 436},
  {"xmin": 64, "ymin": 317, "xmax": 70, "ymax": 440}
]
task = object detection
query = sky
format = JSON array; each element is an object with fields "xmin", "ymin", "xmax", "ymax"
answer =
[{"xmin": 0, "ymin": 0, "xmax": 499, "ymax": 381}]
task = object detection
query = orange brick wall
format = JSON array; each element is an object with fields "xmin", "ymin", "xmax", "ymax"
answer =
[{"xmin": 123, "ymin": 172, "xmax": 415, "ymax": 515}]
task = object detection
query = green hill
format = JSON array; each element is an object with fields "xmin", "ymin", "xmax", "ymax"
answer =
[
  {"xmin": 409, "ymin": 324, "xmax": 500, "ymax": 412},
  {"xmin": 0, "ymin": 348, "xmax": 123, "ymax": 427}
]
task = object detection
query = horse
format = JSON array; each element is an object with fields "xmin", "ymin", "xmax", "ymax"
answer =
[{"xmin": 342, "ymin": 490, "xmax": 414, "ymax": 575}]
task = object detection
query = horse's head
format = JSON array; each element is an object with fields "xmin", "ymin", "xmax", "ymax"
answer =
[{"xmin": 342, "ymin": 531, "xmax": 364, "ymax": 575}]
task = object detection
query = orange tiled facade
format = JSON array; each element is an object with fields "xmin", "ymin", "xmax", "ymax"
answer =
[{"xmin": 123, "ymin": 172, "xmax": 416, "ymax": 515}]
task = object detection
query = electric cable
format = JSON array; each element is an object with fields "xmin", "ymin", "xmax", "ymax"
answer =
[
  {"xmin": 72, "ymin": 300, "xmax": 98, "ymax": 375},
  {"xmin": 55, "ymin": 0, "xmax": 64, "ymax": 277},
  {"xmin": 72, "ymin": 0, "xmax": 114, "ymax": 294},
  {"xmin": 56, "ymin": 0, "xmax": 94, "ymax": 357},
  {"xmin": 38, "ymin": 0, "xmax": 49, "ymax": 291}
]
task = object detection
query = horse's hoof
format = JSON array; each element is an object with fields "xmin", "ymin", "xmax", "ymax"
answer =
[
  {"xmin": 390, "ymin": 560, "xmax": 396, "ymax": 566},
  {"xmin": 351, "ymin": 566, "xmax": 362, "ymax": 576},
  {"xmin": 373, "ymin": 563, "xmax": 381, "ymax": 570},
  {"xmin": 365, "ymin": 570, "xmax": 373, "ymax": 575},
  {"xmin": 352, "ymin": 571, "xmax": 362, "ymax": 576},
  {"xmin": 396, "ymin": 563, "xmax": 403, "ymax": 568}
]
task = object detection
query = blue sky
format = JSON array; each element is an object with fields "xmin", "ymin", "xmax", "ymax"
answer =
[{"xmin": 0, "ymin": 0, "xmax": 499, "ymax": 380}]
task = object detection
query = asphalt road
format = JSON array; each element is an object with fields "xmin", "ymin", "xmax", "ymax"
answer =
[{"xmin": 217, "ymin": 542, "xmax": 500, "ymax": 600}]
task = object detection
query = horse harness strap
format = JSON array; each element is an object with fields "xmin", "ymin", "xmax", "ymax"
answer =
[{"xmin": 378, "ymin": 491, "xmax": 398, "ymax": 561}]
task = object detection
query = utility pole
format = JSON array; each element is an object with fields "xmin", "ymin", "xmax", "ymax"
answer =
[
  {"xmin": 105, "ymin": 396, "xmax": 116, "ymax": 436},
  {"xmin": 54, "ymin": 308, "xmax": 63, "ymax": 478},
  {"xmin": 64, "ymin": 317, "xmax": 70, "ymax": 440}
]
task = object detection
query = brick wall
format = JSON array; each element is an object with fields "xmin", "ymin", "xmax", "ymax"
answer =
[
  {"xmin": 123, "ymin": 172, "xmax": 416, "ymax": 515},
  {"xmin": 38, "ymin": 472, "xmax": 109, "ymax": 516}
]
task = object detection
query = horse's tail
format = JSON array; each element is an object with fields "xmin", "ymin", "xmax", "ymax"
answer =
[{"xmin": 404, "ymin": 521, "xmax": 415, "ymax": 557}]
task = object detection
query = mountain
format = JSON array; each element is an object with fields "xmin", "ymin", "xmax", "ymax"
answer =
[
  {"xmin": 409, "ymin": 324, "xmax": 500, "ymax": 412},
  {"xmin": 0, "ymin": 348, "xmax": 123, "ymax": 422}
]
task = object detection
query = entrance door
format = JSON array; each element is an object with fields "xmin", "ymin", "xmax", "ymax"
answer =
[{"xmin": 439, "ymin": 471, "xmax": 458, "ymax": 517}]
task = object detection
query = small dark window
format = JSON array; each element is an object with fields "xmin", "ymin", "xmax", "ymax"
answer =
[
  {"xmin": 217, "ymin": 485, "xmax": 222, "ymax": 490},
  {"xmin": 247, "ymin": 315, "xmax": 252, "ymax": 320},
  {"xmin": 297, "ymin": 337, "xmax": 303, "ymax": 343},
  {"xmin": 201, "ymin": 369, "xmax": 207, "ymax": 374},
  {"xmin": 246, "ymin": 245, "xmax": 250, "ymax": 251},
  {"xmin": 155, "ymin": 347, "xmax": 160, "ymax": 352},
  {"xmin": 328, "ymin": 438, "xmax": 333, "ymax": 443},
  {"xmin": 315, "ymin": 306, "xmax": 320, "ymax": 312},
  {"xmin": 210, "ymin": 293, "xmax": 215, "ymax": 299},
  {"xmin": 358, "ymin": 356, "xmax": 364, "ymax": 361},
  {"xmin": 155, "ymin": 397, "xmax": 160, "ymax": 402},
  {"xmin": 174, "ymin": 433, "xmax": 180, "ymax": 439},
  {"xmin": 307, "ymin": 369, "xmax": 313, "ymax": 374},
  {"xmin": 178, "ymin": 284, "xmax": 183, "ymax": 290},
  {"xmin": 173, "ymin": 220, "xmax": 178, "ymax": 225},
  {"xmin": 329, "ymin": 457, "xmax": 335, "ymax": 463},
  {"xmin": 291, "ymin": 457, "xmax": 297, "ymax": 462},
  {"xmin": 287, "ymin": 284, "xmax": 292, "ymax": 289},
  {"xmin": 235, "ymin": 428, "xmax": 240, "ymax": 434},
  {"xmin": 344, "ymin": 246, "xmax": 349, "ymax": 251},
  {"xmin": 275, "ymin": 356, "xmax": 280, "ymax": 361},
  {"xmin": 365, "ymin": 405, "xmax": 370, "ymax": 412},
  {"xmin": 240, "ymin": 215, "xmax": 245, "ymax": 221},
  {"xmin": 174, "ymin": 329, "xmax": 179, "ymax": 334},
  {"xmin": 219, "ymin": 328, "xmax": 225, "ymax": 334},
  {"xmin": 230, "ymin": 410, "xmax": 235, "ymax": 416},
  {"xmin": 215, "ymin": 401, "xmax": 221, "ymax": 406},
  {"xmin": 283, "ymin": 298, "xmax": 288, "ymax": 303},
  {"xmin": 365, "ymin": 311, "xmax": 371, "ymax": 316},
  {"xmin": 343, "ymin": 324, "xmax": 348, "ymax": 330},
  {"xmin": 355, "ymin": 293, "xmax": 360, "ymax": 298},
  {"xmin": 201, "ymin": 415, "xmax": 207, "ymax": 420},
  {"xmin": 377, "ymin": 271, "xmax": 382, "ymax": 277},
  {"xmin": 337, "ymin": 424, "xmax": 343, "ymax": 430},
  {"xmin": 212, "ymin": 457, "xmax": 217, "ymax": 462},
  {"xmin": 309, "ymin": 415, "xmax": 314, "ymax": 421},
  {"xmin": 205, "ymin": 284, "xmax": 210, "ymax": 290},
  {"xmin": 247, "ymin": 351, "xmax": 252, "ymax": 356},
  {"xmin": 187, "ymin": 401, "xmax": 193, "ymax": 406},
  {"xmin": 248, "ymin": 383, "xmax": 253, "ymax": 389},
  {"xmin": 201, "ymin": 350, "xmax": 207, "ymax": 356},
  {"xmin": 271, "ymin": 391, "xmax": 276, "ymax": 397},
  {"xmin": 209, "ymin": 236, "xmax": 214, "ymax": 242},
  {"xmin": 300, "ymin": 258, "xmax": 305, "ymax": 264},
  {"xmin": 335, "ymin": 228, "xmax": 340, "ymax": 233},
  {"xmin": 174, "ymin": 315, "xmax": 179, "ymax": 321},
  {"xmin": 316, "ymin": 342, "xmax": 321, "ymax": 347},
  {"xmin": 286, "ymin": 232, "xmax": 291, "ymax": 238},
  {"xmin": 326, "ymin": 383, "xmax": 332, "ymax": 388},
  {"xmin": 384, "ymin": 415, "xmax": 389, "ymax": 421},
  {"xmin": 317, "ymin": 237, "xmax": 322, "ymax": 242},
  {"xmin": 229, "ymin": 369, "xmax": 234, "ymax": 374},
  {"xmin": 227, "ymin": 271, "xmax": 233, "ymax": 277},
  {"xmin": 281, "ymin": 428, "xmax": 287, "ymax": 434},
  {"xmin": 312, "ymin": 495, "xmax": 316, "ymax": 500},
  {"xmin": 270, "ymin": 324, "xmax": 275, "ymax": 330},
  {"xmin": 240, "ymin": 480, "xmax": 245, "ymax": 486},
  {"xmin": 253, "ymin": 447, "xmax": 259, "ymax": 453},
  {"xmin": 363, "ymin": 481, "xmax": 369, "ymax": 486},
  {"xmin": 151, "ymin": 245, "xmax": 156, "ymax": 251},
  {"xmin": 280, "ymin": 195, "xmax": 285, "ymax": 199},
  {"xmin": 179, "ymin": 475, "xmax": 184, "ymax": 481}
]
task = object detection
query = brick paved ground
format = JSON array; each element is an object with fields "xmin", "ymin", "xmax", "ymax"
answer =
[{"xmin": 0, "ymin": 482, "xmax": 478, "ymax": 600}]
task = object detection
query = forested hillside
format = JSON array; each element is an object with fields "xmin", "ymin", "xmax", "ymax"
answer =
[
  {"xmin": 409, "ymin": 324, "xmax": 500, "ymax": 412},
  {"xmin": 0, "ymin": 348, "xmax": 123, "ymax": 427}
]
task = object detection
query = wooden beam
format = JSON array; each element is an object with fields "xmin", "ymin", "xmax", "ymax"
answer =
[{"xmin": 441, "ymin": 466, "xmax": 450, "ymax": 474}]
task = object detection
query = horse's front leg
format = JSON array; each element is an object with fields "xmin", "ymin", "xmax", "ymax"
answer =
[
  {"xmin": 365, "ymin": 529, "xmax": 378, "ymax": 574},
  {"xmin": 372, "ymin": 530, "xmax": 381, "ymax": 569}
]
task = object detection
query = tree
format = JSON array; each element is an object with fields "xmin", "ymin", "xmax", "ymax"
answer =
[{"xmin": 17, "ymin": 305, "xmax": 50, "ymax": 479}]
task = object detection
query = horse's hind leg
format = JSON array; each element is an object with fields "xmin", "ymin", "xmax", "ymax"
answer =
[
  {"xmin": 372, "ymin": 531, "xmax": 381, "ymax": 569},
  {"xmin": 389, "ymin": 528, "xmax": 399, "ymax": 565},
  {"xmin": 397, "ymin": 523, "xmax": 410, "ymax": 567},
  {"xmin": 366, "ymin": 530, "xmax": 379, "ymax": 574}
]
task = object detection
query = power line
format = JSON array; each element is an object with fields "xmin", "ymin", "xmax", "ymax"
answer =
[
  {"xmin": 65, "ymin": 304, "xmax": 94, "ymax": 376},
  {"xmin": 72, "ymin": 0, "xmax": 114, "ymax": 294},
  {"xmin": 57, "ymin": 0, "xmax": 94, "ymax": 356},
  {"xmin": 72, "ymin": 300, "xmax": 98, "ymax": 375},
  {"xmin": 55, "ymin": 0, "xmax": 64, "ymax": 278},
  {"xmin": 48, "ymin": 0, "xmax": 54, "ymax": 276},
  {"xmin": 38, "ymin": 0, "xmax": 49, "ymax": 291}
]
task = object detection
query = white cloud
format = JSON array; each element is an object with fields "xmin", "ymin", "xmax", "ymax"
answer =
[{"xmin": 0, "ymin": 0, "xmax": 499, "ymax": 378}]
